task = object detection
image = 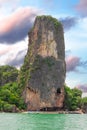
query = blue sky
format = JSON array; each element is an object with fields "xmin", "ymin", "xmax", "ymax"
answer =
[{"xmin": 0, "ymin": 0, "xmax": 87, "ymax": 92}]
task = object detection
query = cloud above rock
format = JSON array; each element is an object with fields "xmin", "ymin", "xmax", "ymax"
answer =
[
  {"xmin": 66, "ymin": 55, "xmax": 87, "ymax": 73},
  {"xmin": 0, "ymin": 5, "xmax": 78, "ymax": 45},
  {"xmin": 0, "ymin": 0, "xmax": 20, "ymax": 9},
  {"xmin": 0, "ymin": 0, "xmax": 19, "ymax": 5},
  {"xmin": 76, "ymin": 0, "xmax": 87, "ymax": 17},
  {"xmin": 77, "ymin": 84, "xmax": 87, "ymax": 93},
  {"xmin": 0, "ymin": 0, "xmax": 17, "ymax": 3},
  {"xmin": 66, "ymin": 56, "xmax": 80, "ymax": 72},
  {"xmin": 0, "ymin": 7, "xmax": 40, "ymax": 44},
  {"xmin": 60, "ymin": 17, "xmax": 78, "ymax": 31},
  {"xmin": 0, "ymin": 46, "xmax": 12, "ymax": 56},
  {"xmin": 6, "ymin": 49, "xmax": 27, "ymax": 68}
]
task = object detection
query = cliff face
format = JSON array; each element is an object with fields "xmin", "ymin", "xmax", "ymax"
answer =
[{"xmin": 20, "ymin": 16, "xmax": 66, "ymax": 111}]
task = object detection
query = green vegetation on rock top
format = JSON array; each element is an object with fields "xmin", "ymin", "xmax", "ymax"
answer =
[{"xmin": 36, "ymin": 15, "xmax": 62, "ymax": 28}]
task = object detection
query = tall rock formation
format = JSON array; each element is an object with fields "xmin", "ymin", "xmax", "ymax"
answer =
[{"xmin": 19, "ymin": 16, "xmax": 66, "ymax": 111}]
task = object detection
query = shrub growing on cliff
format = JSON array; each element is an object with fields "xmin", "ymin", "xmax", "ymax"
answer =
[{"xmin": 64, "ymin": 85, "xmax": 82, "ymax": 111}]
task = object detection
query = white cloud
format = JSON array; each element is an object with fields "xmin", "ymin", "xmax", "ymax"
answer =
[
  {"xmin": 0, "ymin": 37, "xmax": 28, "ymax": 67},
  {"xmin": 65, "ymin": 18, "xmax": 87, "ymax": 52},
  {"xmin": 65, "ymin": 78, "xmax": 79, "ymax": 88},
  {"xmin": 0, "ymin": 7, "xmax": 41, "ymax": 44},
  {"xmin": 0, "ymin": 0, "xmax": 20, "ymax": 4},
  {"xmin": 0, "ymin": 0, "xmax": 20, "ymax": 18},
  {"xmin": 76, "ymin": 0, "xmax": 87, "ymax": 17}
]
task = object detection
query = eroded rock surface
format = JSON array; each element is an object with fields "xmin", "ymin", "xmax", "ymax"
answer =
[{"xmin": 20, "ymin": 16, "xmax": 66, "ymax": 111}]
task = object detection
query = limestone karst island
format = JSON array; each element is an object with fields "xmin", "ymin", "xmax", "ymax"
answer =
[{"xmin": 0, "ymin": 16, "xmax": 86, "ymax": 113}]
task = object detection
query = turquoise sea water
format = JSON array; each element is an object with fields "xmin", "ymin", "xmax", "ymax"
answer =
[{"xmin": 0, "ymin": 113, "xmax": 87, "ymax": 130}]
